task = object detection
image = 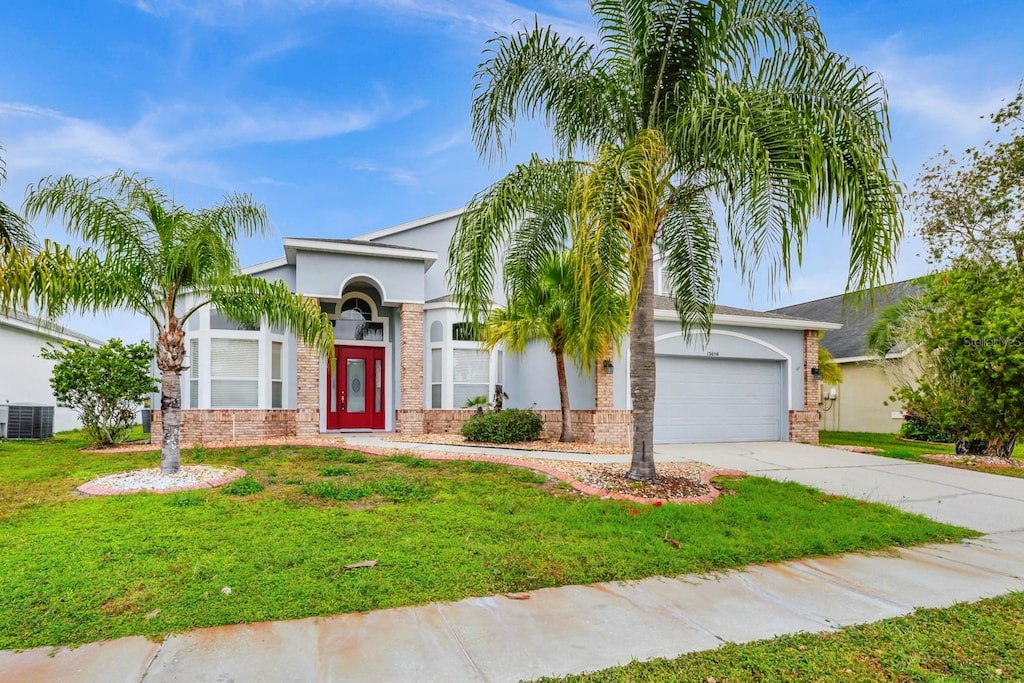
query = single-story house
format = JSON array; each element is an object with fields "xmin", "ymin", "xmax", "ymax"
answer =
[
  {"xmin": 151, "ymin": 208, "xmax": 839, "ymax": 447},
  {"xmin": 0, "ymin": 311, "xmax": 102, "ymax": 435},
  {"xmin": 771, "ymin": 279, "xmax": 921, "ymax": 433}
]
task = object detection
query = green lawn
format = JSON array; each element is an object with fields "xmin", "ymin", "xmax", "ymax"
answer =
[
  {"xmin": 0, "ymin": 433, "xmax": 973, "ymax": 649},
  {"xmin": 821, "ymin": 431, "xmax": 1024, "ymax": 479},
  {"xmin": 537, "ymin": 592, "xmax": 1024, "ymax": 682}
]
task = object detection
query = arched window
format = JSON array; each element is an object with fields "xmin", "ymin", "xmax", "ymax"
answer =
[{"xmin": 335, "ymin": 295, "xmax": 385, "ymax": 341}]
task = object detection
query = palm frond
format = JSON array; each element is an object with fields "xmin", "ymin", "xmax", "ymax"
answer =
[
  {"xmin": 205, "ymin": 275, "xmax": 335, "ymax": 362},
  {"xmin": 472, "ymin": 20, "xmax": 617, "ymax": 161},
  {"xmin": 448, "ymin": 156, "xmax": 583, "ymax": 324}
]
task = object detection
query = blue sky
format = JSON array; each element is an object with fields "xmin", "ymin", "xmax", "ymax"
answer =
[{"xmin": 2, "ymin": 0, "xmax": 1023, "ymax": 342}]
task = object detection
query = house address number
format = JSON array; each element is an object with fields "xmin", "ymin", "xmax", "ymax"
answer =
[{"xmin": 706, "ymin": 351, "xmax": 720, "ymax": 357}]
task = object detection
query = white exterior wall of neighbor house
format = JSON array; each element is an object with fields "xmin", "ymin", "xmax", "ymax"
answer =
[{"xmin": 0, "ymin": 315, "xmax": 100, "ymax": 434}]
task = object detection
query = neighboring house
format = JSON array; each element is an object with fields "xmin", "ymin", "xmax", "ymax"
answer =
[
  {"xmin": 151, "ymin": 208, "xmax": 838, "ymax": 447},
  {"xmin": 0, "ymin": 311, "xmax": 102, "ymax": 434},
  {"xmin": 771, "ymin": 279, "xmax": 922, "ymax": 433}
]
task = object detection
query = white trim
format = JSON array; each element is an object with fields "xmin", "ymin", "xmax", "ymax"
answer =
[
  {"xmin": 653, "ymin": 308, "xmax": 842, "ymax": 331},
  {"xmin": 242, "ymin": 257, "xmax": 288, "ymax": 275},
  {"xmin": 834, "ymin": 348, "xmax": 912, "ymax": 364},
  {"xmin": 339, "ymin": 273, "xmax": 389, "ymax": 302},
  {"xmin": 0, "ymin": 315, "xmax": 101, "ymax": 346},
  {"xmin": 653, "ymin": 329, "xmax": 793, "ymax": 410},
  {"xmin": 283, "ymin": 238, "xmax": 438, "ymax": 263},
  {"xmin": 355, "ymin": 207, "xmax": 467, "ymax": 242}
]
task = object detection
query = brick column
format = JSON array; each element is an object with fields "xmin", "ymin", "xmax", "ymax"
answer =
[
  {"xmin": 296, "ymin": 339, "xmax": 322, "ymax": 438},
  {"xmin": 789, "ymin": 330, "xmax": 820, "ymax": 445},
  {"xmin": 595, "ymin": 355, "xmax": 614, "ymax": 410},
  {"xmin": 395, "ymin": 303, "xmax": 425, "ymax": 435},
  {"xmin": 592, "ymin": 352, "xmax": 631, "ymax": 447}
]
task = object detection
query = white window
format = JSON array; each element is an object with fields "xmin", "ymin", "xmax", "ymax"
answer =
[
  {"xmin": 189, "ymin": 338, "xmax": 199, "ymax": 409},
  {"xmin": 271, "ymin": 341, "xmax": 283, "ymax": 409},
  {"xmin": 210, "ymin": 338, "xmax": 260, "ymax": 408},
  {"xmin": 430, "ymin": 348, "xmax": 442, "ymax": 409},
  {"xmin": 453, "ymin": 348, "xmax": 490, "ymax": 408}
]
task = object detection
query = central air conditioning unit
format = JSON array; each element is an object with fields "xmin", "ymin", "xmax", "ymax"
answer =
[{"xmin": 5, "ymin": 404, "xmax": 55, "ymax": 439}]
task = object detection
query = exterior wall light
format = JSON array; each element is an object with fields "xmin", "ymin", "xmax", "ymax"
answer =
[
  {"xmin": 603, "ymin": 359, "xmax": 615, "ymax": 374},
  {"xmin": 810, "ymin": 366, "xmax": 822, "ymax": 379}
]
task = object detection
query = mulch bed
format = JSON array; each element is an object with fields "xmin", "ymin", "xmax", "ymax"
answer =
[{"xmin": 921, "ymin": 453, "xmax": 1024, "ymax": 469}]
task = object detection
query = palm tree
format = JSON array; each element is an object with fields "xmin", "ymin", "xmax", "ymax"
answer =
[
  {"xmin": 817, "ymin": 341, "xmax": 842, "ymax": 386},
  {"xmin": 482, "ymin": 249, "xmax": 627, "ymax": 441},
  {"xmin": 12, "ymin": 171, "xmax": 333, "ymax": 474},
  {"xmin": 0, "ymin": 147, "xmax": 36, "ymax": 254},
  {"xmin": 451, "ymin": 0, "xmax": 901, "ymax": 480}
]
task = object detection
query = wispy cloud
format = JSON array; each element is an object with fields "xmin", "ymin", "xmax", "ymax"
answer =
[
  {"xmin": 127, "ymin": 0, "xmax": 594, "ymax": 38},
  {"xmin": 351, "ymin": 160, "xmax": 420, "ymax": 188},
  {"xmin": 863, "ymin": 35, "xmax": 1016, "ymax": 142},
  {"xmin": 420, "ymin": 130, "xmax": 467, "ymax": 156},
  {"xmin": 0, "ymin": 90, "xmax": 422, "ymax": 187}
]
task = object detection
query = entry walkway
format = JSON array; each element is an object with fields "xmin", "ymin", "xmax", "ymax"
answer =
[{"xmin": 5, "ymin": 440, "xmax": 1024, "ymax": 682}]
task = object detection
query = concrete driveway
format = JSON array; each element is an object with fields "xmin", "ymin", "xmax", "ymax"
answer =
[{"xmin": 657, "ymin": 441, "xmax": 1024, "ymax": 534}]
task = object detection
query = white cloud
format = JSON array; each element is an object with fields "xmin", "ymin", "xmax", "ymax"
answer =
[
  {"xmin": 420, "ymin": 130, "xmax": 467, "ymax": 156},
  {"xmin": 351, "ymin": 160, "xmax": 420, "ymax": 188},
  {"xmin": 861, "ymin": 35, "xmax": 1016, "ymax": 143},
  {"xmin": 126, "ymin": 0, "xmax": 593, "ymax": 38},
  {"xmin": 0, "ymin": 90, "xmax": 422, "ymax": 188}
]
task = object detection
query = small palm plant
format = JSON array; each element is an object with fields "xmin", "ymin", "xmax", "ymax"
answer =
[{"xmin": 481, "ymin": 250, "xmax": 627, "ymax": 442}]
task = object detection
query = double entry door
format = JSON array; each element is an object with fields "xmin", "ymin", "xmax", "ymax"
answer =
[{"xmin": 326, "ymin": 345, "xmax": 386, "ymax": 430}]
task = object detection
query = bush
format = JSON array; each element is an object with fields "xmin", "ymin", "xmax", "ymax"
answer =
[
  {"xmin": 899, "ymin": 414, "xmax": 954, "ymax": 443},
  {"xmin": 222, "ymin": 477, "xmax": 264, "ymax": 496},
  {"xmin": 40, "ymin": 339, "xmax": 157, "ymax": 446},
  {"xmin": 461, "ymin": 409, "xmax": 543, "ymax": 443}
]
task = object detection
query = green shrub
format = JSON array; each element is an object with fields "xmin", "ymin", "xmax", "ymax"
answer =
[
  {"xmin": 222, "ymin": 477, "xmax": 265, "ymax": 496},
  {"xmin": 461, "ymin": 409, "xmax": 543, "ymax": 443},
  {"xmin": 319, "ymin": 466, "xmax": 352, "ymax": 477},
  {"xmin": 900, "ymin": 415, "xmax": 954, "ymax": 443}
]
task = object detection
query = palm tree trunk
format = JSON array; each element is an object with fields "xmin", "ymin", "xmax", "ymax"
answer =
[
  {"xmin": 156, "ymin": 318, "xmax": 187, "ymax": 475},
  {"xmin": 554, "ymin": 349, "xmax": 574, "ymax": 442},
  {"xmin": 627, "ymin": 249, "xmax": 657, "ymax": 482},
  {"xmin": 160, "ymin": 368, "xmax": 182, "ymax": 474}
]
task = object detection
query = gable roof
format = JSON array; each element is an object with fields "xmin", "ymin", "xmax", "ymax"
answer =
[
  {"xmin": 769, "ymin": 279, "xmax": 922, "ymax": 359},
  {"xmin": 355, "ymin": 207, "xmax": 466, "ymax": 243},
  {"xmin": 653, "ymin": 295, "xmax": 840, "ymax": 331},
  {"xmin": 0, "ymin": 310, "xmax": 102, "ymax": 346},
  {"xmin": 281, "ymin": 237, "xmax": 438, "ymax": 264}
]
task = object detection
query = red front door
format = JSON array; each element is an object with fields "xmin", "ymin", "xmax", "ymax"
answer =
[{"xmin": 327, "ymin": 345, "xmax": 386, "ymax": 430}]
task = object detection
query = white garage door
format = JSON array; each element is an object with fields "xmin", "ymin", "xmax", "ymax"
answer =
[{"xmin": 654, "ymin": 356, "xmax": 784, "ymax": 443}]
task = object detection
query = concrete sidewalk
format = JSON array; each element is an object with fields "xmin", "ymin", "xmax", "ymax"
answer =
[
  {"xmin": 5, "ymin": 439, "xmax": 1024, "ymax": 682},
  {"xmin": 5, "ymin": 533, "xmax": 1024, "ymax": 682}
]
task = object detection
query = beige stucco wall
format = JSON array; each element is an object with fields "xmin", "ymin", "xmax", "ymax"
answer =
[{"xmin": 819, "ymin": 360, "xmax": 906, "ymax": 433}]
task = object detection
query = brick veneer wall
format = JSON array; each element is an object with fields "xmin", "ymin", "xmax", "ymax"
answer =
[
  {"xmin": 788, "ymin": 329, "xmax": 820, "ymax": 445},
  {"xmin": 295, "ymin": 339, "xmax": 321, "ymax": 438},
  {"xmin": 423, "ymin": 409, "xmax": 632, "ymax": 447},
  {"xmin": 151, "ymin": 409, "xmax": 297, "ymax": 445},
  {"xmin": 395, "ymin": 303, "xmax": 425, "ymax": 436}
]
